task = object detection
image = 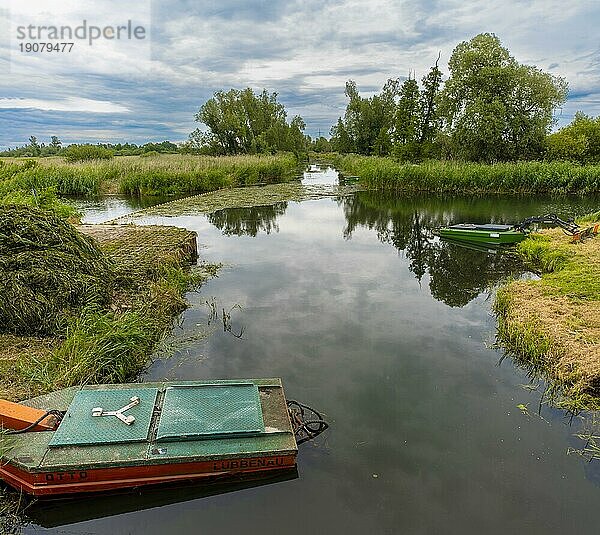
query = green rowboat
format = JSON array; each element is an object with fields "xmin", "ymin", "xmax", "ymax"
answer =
[{"xmin": 436, "ymin": 224, "xmax": 527, "ymax": 245}]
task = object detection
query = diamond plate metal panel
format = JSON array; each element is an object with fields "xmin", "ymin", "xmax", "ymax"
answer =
[
  {"xmin": 156, "ymin": 383, "xmax": 264, "ymax": 441},
  {"xmin": 49, "ymin": 388, "xmax": 158, "ymax": 447}
]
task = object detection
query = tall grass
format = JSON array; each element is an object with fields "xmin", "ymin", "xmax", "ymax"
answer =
[
  {"xmin": 333, "ymin": 155, "xmax": 600, "ymax": 194},
  {"xmin": 0, "ymin": 153, "xmax": 299, "ymax": 197},
  {"xmin": 0, "ymin": 159, "xmax": 100, "ymax": 196}
]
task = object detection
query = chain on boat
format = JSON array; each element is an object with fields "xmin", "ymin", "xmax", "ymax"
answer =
[{"xmin": 286, "ymin": 400, "xmax": 329, "ymax": 445}]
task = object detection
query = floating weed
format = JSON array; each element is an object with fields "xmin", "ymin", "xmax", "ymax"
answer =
[
  {"xmin": 115, "ymin": 182, "xmax": 365, "ymax": 220},
  {"xmin": 222, "ymin": 304, "xmax": 245, "ymax": 339}
]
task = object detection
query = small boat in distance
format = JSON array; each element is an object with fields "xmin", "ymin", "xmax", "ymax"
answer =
[{"xmin": 0, "ymin": 379, "xmax": 327, "ymax": 497}]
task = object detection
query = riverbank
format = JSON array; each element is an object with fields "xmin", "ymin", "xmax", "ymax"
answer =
[
  {"xmin": 333, "ymin": 155, "xmax": 600, "ymax": 194},
  {"xmin": 494, "ymin": 213, "xmax": 600, "ymax": 409},
  {"xmin": 0, "ymin": 153, "xmax": 299, "ymax": 197},
  {"xmin": 0, "ymin": 214, "xmax": 217, "ymax": 402}
]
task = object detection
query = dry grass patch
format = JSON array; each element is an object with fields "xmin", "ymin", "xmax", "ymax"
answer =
[{"xmin": 495, "ymin": 218, "xmax": 600, "ymax": 406}]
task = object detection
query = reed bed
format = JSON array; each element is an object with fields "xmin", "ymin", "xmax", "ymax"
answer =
[
  {"xmin": 0, "ymin": 153, "xmax": 298, "ymax": 197},
  {"xmin": 333, "ymin": 155, "xmax": 600, "ymax": 194}
]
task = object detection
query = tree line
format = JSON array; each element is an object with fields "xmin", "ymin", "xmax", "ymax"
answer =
[
  {"xmin": 0, "ymin": 138, "xmax": 179, "ymax": 158},
  {"xmin": 331, "ymin": 33, "xmax": 573, "ymax": 162},
  {"xmin": 3, "ymin": 33, "xmax": 599, "ymax": 163}
]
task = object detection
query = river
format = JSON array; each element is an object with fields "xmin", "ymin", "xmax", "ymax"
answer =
[{"xmin": 31, "ymin": 166, "xmax": 600, "ymax": 534}]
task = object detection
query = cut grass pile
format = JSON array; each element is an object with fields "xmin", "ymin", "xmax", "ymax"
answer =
[
  {"xmin": 0, "ymin": 153, "xmax": 299, "ymax": 197},
  {"xmin": 333, "ymin": 154, "xmax": 600, "ymax": 194},
  {"xmin": 0, "ymin": 209, "xmax": 215, "ymax": 401},
  {"xmin": 494, "ymin": 216, "xmax": 600, "ymax": 407},
  {"xmin": 0, "ymin": 206, "xmax": 113, "ymax": 336}
]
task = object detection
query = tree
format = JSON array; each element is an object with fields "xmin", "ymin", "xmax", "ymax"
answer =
[
  {"xmin": 546, "ymin": 112, "xmax": 600, "ymax": 163},
  {"xmin": 330, "ymin": 118, "xmax": 354, "ymax": 153},
  {"xmin": 439, "ymin": 33, "xmax": 568, "ymax": 162},
  {"xmin": 311, "ymin": 136, "xmax": 332, "ymax": 152},
  {"xmin": 419, "ymin": 58, "xmax": 443, "ymax": 151},
  {"xmin": 392, "ymin": 76, "xmax": 421, "ymax": 160},
  {"xmin": 190, "ymin": 88, "xmax": 306, "ymax": 155},
  {"xmin": 28, "ymin": 136, "xmax": 40, "ymax": 156},
  {"xmin": 332, "ymin": 79, "xmax": 400, "ymax": 155}
]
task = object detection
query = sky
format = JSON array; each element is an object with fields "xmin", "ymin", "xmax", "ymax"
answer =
[{"xmin": 1, "ymin": 0, "xmax": 599, "ymax": 149}]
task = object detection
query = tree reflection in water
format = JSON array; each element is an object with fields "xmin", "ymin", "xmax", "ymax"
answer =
[
  {"xmin": 207, "ymin": 202, "xmax": 288, "ymax": 237},
  {"xmin": 340, "ymin": 191, "xmax": 527, "ymax": 307}
]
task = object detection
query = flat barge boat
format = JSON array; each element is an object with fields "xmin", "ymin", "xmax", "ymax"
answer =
[{"xmin": 0, "ymin": 379, "xmax": 299, "ymax": 496}]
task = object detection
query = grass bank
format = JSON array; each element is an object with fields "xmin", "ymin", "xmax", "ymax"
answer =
[
  {"xmin": 494, "ymin": 214, "xmax": 600, "ymax": 409},
  {"xmin": 0, "ymin": 208, "xmax": 217, "ymax": 401},
  {"xmin": 0, "ymin": 153, "xmax": 299, "ymax": 197},
  {"xmin": 333, "ymin": 155, "xmax": 600, "ymax": 194}
]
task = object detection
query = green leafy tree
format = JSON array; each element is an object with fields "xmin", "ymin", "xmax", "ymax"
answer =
[
  {"xmin": 311, "ymin": 136, "xmax": 332, "ymax": 152},
  {"xmin": 333, "ymin": 79, "xmax": 400, "ymax": 155},
  {"xmin": 190, "ymin": 88, "xmax": 306, "ymax": 155},
  {"xmin": 330, "ymin": 118, "xmax": 354, "ymax": 153},
  {"xmin": 546, "ymin": 112, "xmax": 600, "ymax": 163},
  {"xmin": 439, "ymin": 33, "xmax": 568, "ymax": 162},
  {"xmin": 392, "ymin": 76, "xmax": 421, "ymax": 160},
  {"xmin": 419, "ymin": 59, "xmax": 443, "ymax": 153}
]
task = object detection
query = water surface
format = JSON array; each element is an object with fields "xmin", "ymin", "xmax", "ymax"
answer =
[{"xmin": 33, "ymin": 169, "xmax": 600, "ymax": 534}]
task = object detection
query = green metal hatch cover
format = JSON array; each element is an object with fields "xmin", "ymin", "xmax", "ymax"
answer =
[
  {"xmin": 156, "ymin": 383, "xmax": 265, "ymax": 441},
  {"xmin": 49, "ymin": 388, "xmax": 158, "ymax": 447}
]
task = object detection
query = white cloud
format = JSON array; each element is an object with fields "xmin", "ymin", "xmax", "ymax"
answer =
[
  {"xmin": 2, "ymin": 0, "xmax": 600, "ymax": 142},
  {"xmin": 0, "ymin": 97, "xmax": 130, "ymax": 113}
]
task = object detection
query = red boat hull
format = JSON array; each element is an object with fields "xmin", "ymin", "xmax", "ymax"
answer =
[{"xmin": 0, "ymin": 454, "xmax": 297, "ymax": 496}]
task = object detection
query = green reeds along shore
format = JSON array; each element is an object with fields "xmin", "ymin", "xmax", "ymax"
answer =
[
  {"xmin": 494, "ymin": 213, "xmax": 600, "ymax": 410},
  {"xmin": 333, "ymin": 155, "xmax": 600, "ymax": 194},
  {"xmin": 0, "ymin": 153, "xmax": 299, "ymax": 197}
]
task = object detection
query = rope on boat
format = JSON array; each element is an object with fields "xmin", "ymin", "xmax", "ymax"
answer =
[
  {"xmin": 4, "ymin": 409, "xmax": 64, "ymax": 435},
  {"xmin": 286, "ymin": 400, "xmax": 329, "ymax": 445}
]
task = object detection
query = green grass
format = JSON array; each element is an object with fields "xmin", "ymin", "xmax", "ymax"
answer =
[
  {"xmin": 0, "ymin": 153, "xmax": 299, "ymax": 197},
  {"xmin": 14, "ymin": 264, "xmax": 214, "ymax": 397},
  {"xmin": 515, "ymin": 234, "xmax": 573, "ymax": 273},
  {"xmin": 0, "ymin": 187, "xmax": 79, "ymax": 219},
  {"xmin": 0, "ymin": 159, "xmax": 100, "ymax": 196},
  {"xmin": 333, "ymin": 155, "xmax": 600, "ymax": 194},
  {"xmin": 578, "ymin": 211, "xmax": 600, "ymax": 223},
  {"xmin": 494, "ymin": 214, "xmax": 600, "ymax": 409},
  {"xmin": 515, "ymin": 232, "xmax": 600, "ymax": 299}
]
